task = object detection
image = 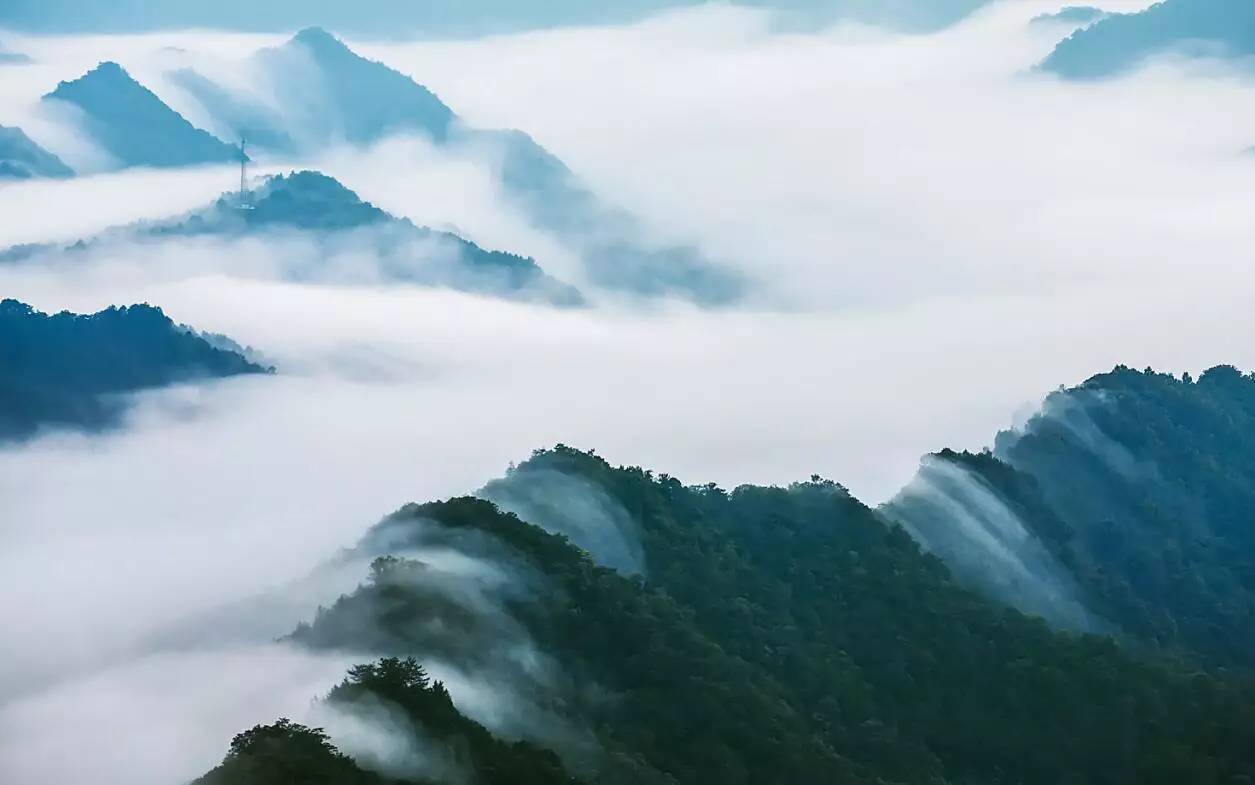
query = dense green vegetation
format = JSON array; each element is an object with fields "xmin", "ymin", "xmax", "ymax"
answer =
[
  {"xmin": 884, "ymin": 365, "xmax": 1255, "ymax": 669},
  {"xmin": 195, "ymin": 719, "xmax": 383, "ymax": 785},
  {"xmin": 42, "ymin": 61, "xmax": 240, "ymax": 168},
  {"xmin": 215, "ymin": 444, "xmax": 1255, "ymax": 785},
  {"xmin": 196, "ymin": 659, "xmax": 580, "ymax": 785},
  {"xmin": 988, "ymin": 365, "xmax": 1255, "ymax": 666},
  {"xmin": 0, "ymin": 298, "xmax": 267, "ymax": 440}
]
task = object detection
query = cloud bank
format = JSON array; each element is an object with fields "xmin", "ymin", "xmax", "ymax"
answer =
[{"xmin": 3, "ymin": 2, "xmax": 1255, "ymax": 782}]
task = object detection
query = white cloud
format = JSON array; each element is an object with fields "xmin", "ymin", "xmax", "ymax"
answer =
[{"xmin": 3, "ymin": 3, "xmax": 1255, "ymax": 782}]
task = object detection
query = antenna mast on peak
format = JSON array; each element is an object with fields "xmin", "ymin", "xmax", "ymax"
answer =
[{"xmin": 236, "ymin": 136, "xmax": 254, "ymax": 210}]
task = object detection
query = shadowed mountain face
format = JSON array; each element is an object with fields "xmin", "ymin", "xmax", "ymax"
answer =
[
  {"xmin": 1, "ymin": 170, "xmax": 584, "ymax": 306},
  {"xmin": 0, "ymin": 298, "xmax": 268, "ymax": 441},
  {"xmin": 885, "ymin": 365, "xmax": 1255, "ymax": 668},
  {"xmin": 42, "ymin": 61, "xmax": 241, "ymax": 168},
  {"xmin": 1041, "ymin": 0, "xmax": 1255, "ymax": 79},
  {"xmin": 0, "ymin": 125, "xmax": 73, "ymax": 179},
  {"xmin": 259, "ymin": 27, "xmax": 456, "ymax": 146},
  {"xmin": 195, "ymin": 446, "xmax": 1255, "ymax": 785}
]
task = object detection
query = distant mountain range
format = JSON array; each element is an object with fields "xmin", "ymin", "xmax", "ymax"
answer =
[
  {"xmin": 1, "ymin": 170, "xmax": 585, "ymax": 306},
  {"xmin": 1041, "ymin": 0, "xmax": 1255, "ymax": 78},
  {"xmin": 16, "ymin": 30, "xmax": 741, "ymax": 302},
  {"xmin": 248, "ymin": 28, "xmax": 743, "ymax": 303},
  {"xmin": 0, "ymin": 0, "xmax": 993, "ymax": 36},
  {"xmin": 0, "ymin": 42, "xmax": 31, "ymax": 64},
  {"xmin": 885, "ymin": 364, "xmax": 1255, "ymax": 669},
  {"xmin": 42, "ymin": 61, "xmax": 241, "ymax": 168},
  {"xmin": 0, "ymin": 298, "xmax": 268, "ymax": 441},
  {"xmin": 1030, "ymin": 6, "xmax": 1106, "ymax": 27},
  {"xmin": 0, "ymin": 125, "xmax": 74, "ymax": 180}
]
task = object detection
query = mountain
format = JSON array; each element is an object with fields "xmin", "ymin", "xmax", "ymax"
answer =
[
  {"xmin": 1030, "ymin": 6, "xmax": 1107, "ymax": 27},
  {"xmin": 257, "ymin": 27, "xmax": 455, "ymax": 146},
  {"xmin": 42, "ymin": 61, "xmax": 241, "ymax": 168},
  {"xmin": 0, "ymin": 0, "xmax": 992, "ymax": 36},
  {"xmin": 184, "ymin": 29, "xmax": 744, "ymax": 304},
  {"xmin": 166, "ymin": 68, "xmax": 296, "ymax": 153},
  {"xmin": 885, "ymin": 365, "xmax": 1255, "ymax": 668},
  {"xmin": 198, "ymin": 446, "xmax": 1255, "ymax": 785},
  {"xmin": 0, "ymin": 298, "xmax": 268, "ymax": 441},
  {"xmin": 0, "ymin": 43, "xmax": 31, "ymax": 65},
  {"xmin": 1, "ymin": 170, "xmax": 583, "ymax": 305},
  {"xmin": 1041, "ymin": 0, "xmax": 1255, "ymax": 79},
  {"xmin": 0, "ymin": 125, "xmax": 74, "ymax": 179},
  {"xmin": 194, "ymin": 662, "xmax": 581, "ymax": 785}
]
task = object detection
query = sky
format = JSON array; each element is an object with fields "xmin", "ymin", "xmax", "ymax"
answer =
[{"xmin": 2, "ymin": 0, "xmax": 1255, "ymax": 782}]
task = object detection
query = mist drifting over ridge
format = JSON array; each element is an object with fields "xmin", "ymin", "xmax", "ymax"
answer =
[{"xmin": 4, "ymin": 1, "xmax": 1255, "ymax": 782}]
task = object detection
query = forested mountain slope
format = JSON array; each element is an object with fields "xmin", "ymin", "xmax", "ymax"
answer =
[
  {"xmin": 0, "ymin": 298, "xmax": 268, "ymax": 440},
  {"xmin": 203, "ymin": 446, "xmax": 1255, "ymax": 785},
  {"xmin": 886, "ymin": 365, "xmax": 1255, "ymax": 668}
]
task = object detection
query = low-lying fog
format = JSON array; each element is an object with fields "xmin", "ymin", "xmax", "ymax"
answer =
[{"xmin": 2, "ymin": 1, "xmax": 1254, "ymax": 782}]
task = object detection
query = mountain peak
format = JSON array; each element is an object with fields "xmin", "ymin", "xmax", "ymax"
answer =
[
  {"xmin": 45, "ymin": 60, "xmax": 138, "ymax": 100},
  {"xmin": 290, "ymin": 26, "xmax": 351, "ymax": 56},
  {"xmin": 41, "ymin": 59, "xmax": 240, "ymax": 169}
]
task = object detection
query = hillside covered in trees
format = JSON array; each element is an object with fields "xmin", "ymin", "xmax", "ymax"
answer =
[
  {"xmin": 195, "ymin": 658, "xmax": 579, "ymax": 785},
  {"xmin": 201, "ymin": 445, "xmax": 1255, "ymax": 785},
  {"xmin": 0, "ymin": 298, "xmax": 268, "ymax": 440},
  {"xmin": 886, "ymin": 365, "xmax": 1255, "ymax": 669}
]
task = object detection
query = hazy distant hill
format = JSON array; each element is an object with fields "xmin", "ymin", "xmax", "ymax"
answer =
[
  {"xmin": 0, "ymin": 42, "xmax": 31, "ymax": 64},
  {"xmin": 166, "ymin": 68, "xmax": 296, "ymax": 153},
  {"xmin": 885, "ymin": 365, "xmax": 1255, "ymax": 668},
  {"xmin": 0, "ymin": 0, "xmax": 993, "ymax": 36},
  {"xmin": 257, "ymin": 27, "xmax": 456, "ymax": 147},
  {"xmin": 0, "ymin": 298, "xmax": 268, "ymax": 441},
  {"xmin": 1041, "ymin": 0, "xmax": 1255, "ymax": 78},
  {"xmin": 0, "ymin": 125, "xmax": 73, "ymax": 179},
  {"xmin": 42, "ymin": 61, "xmax": 241, "ymax": 168},
  {"xmin": 2, "ymin": 170, "xmax": 585, "ymax": 306},
  {"xmin": 233, "ymin": 28, "xmax": 744, "ymax": 303},
  {"xmin": 195, "ymin": 445, "xmax": 1255, "ymax": 785},
  {"xmin": 1030, "ymin": 6, "xmax": 1107, "ymax": 27}
]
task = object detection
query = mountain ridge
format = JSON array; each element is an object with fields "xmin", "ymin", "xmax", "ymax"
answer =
[
  {"xmin": 0, "ymin": 124, "xmax": 74, "ymax": 179},
  {"xmin": 885, "ymin": 364, "xmax": 1255, "ymax": 668},
  {"xmin": 0, "ymin": 297, "xmax": 269, "ymax": 441},
  {"xmin": 1041, "ymin": 0, "xmax": 1255, "ymax": 78},
  {"xmin": 43, "ymin": 61, "xmax": 241, "ymax": 168},
  {"xmin": 1, "ymin": 170, "xmax": 585, "ymax": 306}
]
